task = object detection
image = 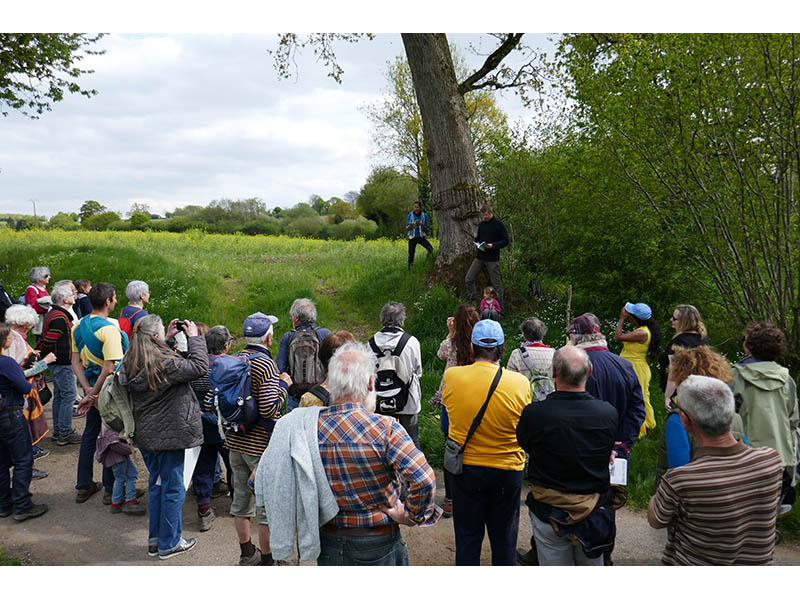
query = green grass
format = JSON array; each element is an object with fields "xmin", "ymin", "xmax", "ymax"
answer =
[{"xmin": 0, "ymin": 546, "xmax": 22, "ymax": 566}]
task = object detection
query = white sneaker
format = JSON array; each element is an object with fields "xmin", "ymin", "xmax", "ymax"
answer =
[{"xmin": 159, "ymin": 537, "xmax": 197, "ymax": 560}]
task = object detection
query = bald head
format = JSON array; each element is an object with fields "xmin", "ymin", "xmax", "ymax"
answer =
[{"xmin": 552, "ymin": 345, "xmax": 593, "ymax": 391}]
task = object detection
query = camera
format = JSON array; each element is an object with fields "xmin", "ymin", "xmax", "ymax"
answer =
[{"xmin": 176, "ymin": 320, "xmax": 187, "ymax": 332}]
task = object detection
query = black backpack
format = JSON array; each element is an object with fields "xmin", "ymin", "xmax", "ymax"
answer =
[
  {"xmin": 287, "ymin": 327, "xmax": 325, "ymax": 395},
  {"xmin": 369, "ymin": 332, "xmax": 413, "ymax": 415}
]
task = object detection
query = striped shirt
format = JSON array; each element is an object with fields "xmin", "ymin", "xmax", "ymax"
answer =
[
  {"xmin": 651, "ymin": 442, "xmax": 782, "ymax": 565},
  {"xmin": 318, "ymin": 402, "xmax": 442, "ymax": 529},
  {"xmin": 202, "ymin": 345, "xmax": 287, "ymax": 457}
]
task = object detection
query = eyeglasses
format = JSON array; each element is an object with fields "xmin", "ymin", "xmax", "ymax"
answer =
[{"xmin": 670, "ymin": 316, "xmax": 679, "ymax": 321}]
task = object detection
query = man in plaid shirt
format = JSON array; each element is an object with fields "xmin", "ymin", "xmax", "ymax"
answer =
[{"xmin": 316, "ymin": 341, "xmax": 442, "ymax": 565}]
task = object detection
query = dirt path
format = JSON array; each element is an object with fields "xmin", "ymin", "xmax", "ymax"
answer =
[{"xmin": 4, "ymin": 401, "xmax": 800, "ymax": 566}]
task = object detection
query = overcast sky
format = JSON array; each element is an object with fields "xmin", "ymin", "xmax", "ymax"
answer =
[{"xmin": 3, "ymin": 3, "xmax": 790, "ymax": 218}]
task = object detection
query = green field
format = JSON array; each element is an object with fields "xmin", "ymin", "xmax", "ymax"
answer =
[{"xmin": 4, "ymin": 229, "xmax": 799, "ymax": 541}]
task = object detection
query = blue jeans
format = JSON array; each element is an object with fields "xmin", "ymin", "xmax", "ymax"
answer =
[
  {"xmin": 111, "ymin": 458, "xmax": 139, "ymax": 504},
  {"xmin": 50, "ymin": 364, "xmax": 76, "ymax": 437},
  {"xmin": 140, "ymin": 449, "xmax": 186, "ymax": 555},
  {"xmin": 317, "ymin": 530, "xmax": 409, "ymax": 566},
  {"xmin": 451, "ymin": 464, "xmax": 524, "ymax": 566},
  {"xmin": 76, "ymin": 406, "xmax": 114, "ymax": 492},
  {"xmin": 0, "ymin": 409, "xmax": 34, "ymax": 514}
]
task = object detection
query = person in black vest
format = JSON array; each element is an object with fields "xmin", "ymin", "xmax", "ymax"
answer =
[{"xmin": 465, "ymin": 205, "xmax": 509, "ymax": 312}]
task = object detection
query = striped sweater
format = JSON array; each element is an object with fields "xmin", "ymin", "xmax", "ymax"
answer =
[{"xmin": 651, "ymin": 442, "xmax": 782, "ymax": 565}]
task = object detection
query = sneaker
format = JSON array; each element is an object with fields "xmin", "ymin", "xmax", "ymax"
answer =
[
  {"xmin": 121, "ymin": 500, "xmax": 146, "ymax": 515},
  {"xmin": 13, "ymin": 503, "xmax": 48, "ymax": 522},
  {"xmin": 56, "ymin": 430, "xmax": 82, "ymax": 446},
  {"xmin": 238, "ymin": 548, "xmax": 262, "ymax": 566},
  {"xmin": 75, "ymin": 481, "xmax": 102, "ymax": 503},
  {"xmin": 72, "ymin": 409, "xmax": 85, "ymax": 419},
  {"xmin": 32, "ymin": 447, "xmax": 50, "ymax": 461},
  {"xmin": 148, "ymin": 543, "xmax": 158, "ymax": 557},
  {"xmin": 159, "ymin": 537, "xmax": 197, "ymax": 560},
  {"xmin": 198, "ymin": 507, "xmax": 216, "ymax": 532},
  {"xmin": 105, "ymin": 487, "xmax": 145, "ymax": 505},
  {"xmin": 110, "ymin": 503, "xmax": 122, "ymax": 514},
  {"xmin": 779, "ymin": 503, "xmax": 793, "ymax": 517},
  {"xmin": 31, "ymin": 468, "xmax": 48, "ymax": 480}
]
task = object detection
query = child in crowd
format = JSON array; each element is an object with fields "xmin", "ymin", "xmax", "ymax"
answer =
[
  {"xmin": 480, "ymin": 286, "xmax": 502, "ymax": 320},
  {"xmin": 74, "ymin": 279, "xmax": 92, "ymax": 319},
  {"xmin": 95, "ymin": 424, "xmax": 146, "ymax": 515}
]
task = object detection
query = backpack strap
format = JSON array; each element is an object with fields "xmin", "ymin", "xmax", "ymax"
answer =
[
  {"xmin": 368, "ymin": 336, "xmax": 383, "ymax": 356},
  {"xmin": 308, "ymin": 385, "xmax": 331, "ymax": 406},
  {"xmin": 391, "ymin": 332, "xmax": 412, "ymax": 357},
  {"xmin": 457, "ymin": 365, "xmax": 503, "ymax": 456},
  {"xmin": 519, "ymin": 346, "xmax": 535, "ymax": 376}
]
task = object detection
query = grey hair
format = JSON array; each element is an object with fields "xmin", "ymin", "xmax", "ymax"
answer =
[
  {"xmin": 4, "ymin": 303, "xmax": 39, "ymax": 329},
  {"xmin": 126, "ymin": 280, "xmax": 150, "ymax": 303},
  {"xmin": 677, "ymin": 374, "xmax": 734, "ymax": 436},
  {"xmin": 206, "ymin": 325, "xmax": 232, "ymax": 354},
  {"xmin": 520, "ymin": 317, "xmax": 547, "ymax": 342},
  {"xmin": 53, "ymin": 279, "xmax": 73, "ymax": 288},
  {"xmin": 290, "ymin": 298, "xmax": 317, "ymax": 323},
  {"xmin": 28, "ymin": 266, "xmax": 50, "ymax": 284},
  {"xmin": 244, "ymin": 325, "xmax": 272, "ymax": 346},
  {"xmin": 552, "ymin": 345, "xmax": 592, "ymax": 387},
  {"xmin": 328, "ymin": 341, "xmax": 376, "ymax": 403},
  {"xmin": 51, "ymin": 284, "xmax": 74, "ymax": 306},
  {"xmin": 380, "ymin": 301, "xmax": 406, "ymax": 328},
  {"xmin": 569, "ymin": 332, "xmax": 607, "ymax": 345}
]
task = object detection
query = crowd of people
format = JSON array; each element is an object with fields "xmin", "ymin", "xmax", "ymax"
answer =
[{"xmin": 0, "ymin": 262, "xmax": 798, "ymax": 567}]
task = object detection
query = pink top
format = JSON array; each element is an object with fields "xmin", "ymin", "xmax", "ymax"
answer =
[
  {"xmin": 480, "ymin": 298, "xmax": 501, "ymax": 314},
  {"xmin": 24, "ymin": 285, "xmax": 49, "ymax": 315}
]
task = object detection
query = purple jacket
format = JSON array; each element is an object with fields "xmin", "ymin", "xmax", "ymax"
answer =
[{"xmin": 95, "ymin": 427, "xmax": 132, "ymax": 468}]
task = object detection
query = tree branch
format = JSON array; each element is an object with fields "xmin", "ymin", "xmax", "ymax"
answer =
[{"xmin": 458, "ymin": 34, "xmax": 523, "ymax": 94}]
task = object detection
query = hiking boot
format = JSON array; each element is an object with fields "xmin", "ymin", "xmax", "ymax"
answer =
[
  {"xmin": 198, "ymin": 507, "xmax": 216, "ymax": 532},
  {"xmin": 13, "ymin": 503, "xmax": 48, "ymax": 522},
  {"xmin": 56, "ymin": 430, "xmax": 82, "ymax": 446},
  {"xmin": 31, "ymin": 468, "xmax": 48, "ymax": 480},
  {"xmin": 0, "ymin": 505, "xmax": 12, "ymax": 518},
  {"xmin": 159, "ymin": 537, "xmax": 196, "ymax": 560},
  {"xmin": 121, "ymin": 500, "xmax": 146, "ymax": 515},
  {"xmin": 76, "ymin": 481, "xmax": 102, "ymax": 503},
  {"xmin": 238, "ymin": 548, "xmax": 262, "ymax": 566},
  {"xmin": 110, "ymin": 503, "xmax": 122, "ymax": 514},
  {"xmin": 32, "ymin": 447, "xmax": 50, "ymax": 461}
]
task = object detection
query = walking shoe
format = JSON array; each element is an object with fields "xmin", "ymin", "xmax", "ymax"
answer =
[
  {"xmin": 0, "ymin": 506, "xmax": 11, "ymax": 518},
  {"xmin": 121, "ymin": 499, "xmax": 146, "ymax": 515},
  {"xmin": 56, "ymin": 430, "xmax": 82, "ymax": 446},
  {"xmin": 148, "ymin": 543, "xmax": 158, "ymax": 557},
  {"xmin": 104, "ymin": 487, "xmax": 145, "ymax": 505},
  {"xmin": 31, "ymin": 468, "xmax": 48, "ymax": 480},
  {"xmin": 13, "ymin": 503, "xmax": 48, "ymax": 522},
  {"xmin": 32, "ymin": 447, "xmax": 50, "ymax": 461},
  {"xmin": 198, "ymin": 507, "xmax": 216, "ymax": 532},
  {"xmin": 159, "ymin": 537, "xmax": 196, "ymax": 560},
  {"xmin": 211, "ymin": 481, "xmax": 228, "ymax": 498},
  {"xmin": 238, "ymin": 548, "xmax": 262, "ymax": 566},
  {"xmin": 75, "ymin": 481, "xmax": 102, "ymax": 503},
  {"xmin": 72, "ymin": 409, "xmax": 84, "ymax": 419},
  {"xmin": 441, "ymin": 498, "xmax": 453, "ymax": 518},
  {"xmin": 110, "ymin": 503, "xmax": 122, "ymax": 514}
]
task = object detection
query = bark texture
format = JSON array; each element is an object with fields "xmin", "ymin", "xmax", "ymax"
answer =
[{"xmin": 402, "ymin": 33, "xmax": 483, "ymax": 268}]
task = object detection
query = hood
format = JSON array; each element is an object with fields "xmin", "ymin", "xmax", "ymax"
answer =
[{"xmin": 734, "ymin": 361, "xmax": 790, "ymax": 392}]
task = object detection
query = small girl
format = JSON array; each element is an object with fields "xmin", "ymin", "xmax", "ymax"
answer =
[
  {"xmin": 480, "ymin": 287, "xmax": 501, "ymax": 320},
  {"xmin": 74, "ymin": 279, "xmax": 92, "ymax": 319},
  {"xmin": 95, "ymin": 424, "xmax": 146, "ymax": 515}
]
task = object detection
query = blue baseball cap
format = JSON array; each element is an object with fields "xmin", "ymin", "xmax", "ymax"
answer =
[
  {"xmin": 625, "ymin": 302, "xmax": 652, "ymax": 321},
  {"xmin": 471, "ymin": 319, "xmax": 505, "ymax": 347},
  {"xmin": 243, "ymin": 312, "xmax": 278, "ymax": 337}
]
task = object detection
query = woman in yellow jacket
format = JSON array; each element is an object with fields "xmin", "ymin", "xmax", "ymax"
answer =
[{"xmin": 615, "ymin": 302, "xmax": 661, "ymax": 438}]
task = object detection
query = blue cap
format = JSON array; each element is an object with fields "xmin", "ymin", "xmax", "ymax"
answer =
[
  {"xmin": 625, "ymin": 302, "xmax": 652, "ymax": 321},
  {"xmin": 471, "ymin": 319, "xmax": 505, "ymax": 347},
  {"xmin": 243, "ymin": 312, "xmax": 278, "ymax": 337}
]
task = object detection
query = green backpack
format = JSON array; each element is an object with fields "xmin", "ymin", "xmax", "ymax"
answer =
[
  {"xmin": 97, "ymin": 371, "xmax": 136, "ymax": 443},
  {"xmin": 519, "ymin": 346, "xmax": 554, "ymax": 402}
]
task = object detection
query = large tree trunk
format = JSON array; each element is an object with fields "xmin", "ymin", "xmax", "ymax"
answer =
[{"xmin": 402, "ymin": 33, "xmax": 484, "ymax": 269}]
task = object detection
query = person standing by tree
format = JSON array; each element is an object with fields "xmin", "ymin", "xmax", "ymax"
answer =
[
  {"xmin": 465, "ymin": 205, "xmax": 509, "ymax": 311},
  {"xmin": 406, "ymin": 200, "xmax": 433, "ymax": 268}
]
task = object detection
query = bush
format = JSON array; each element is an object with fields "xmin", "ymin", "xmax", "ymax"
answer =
[
  {"xmin": 330, "ymin": 217, "xmax": 378, "ymax": 241},
  {"xmin": 241, "ymin": 218, "xmax": 280, "ymax": 236},
  {"xmin": 284, "ymin": 215, "xmax": 325, "ymax": 238}
]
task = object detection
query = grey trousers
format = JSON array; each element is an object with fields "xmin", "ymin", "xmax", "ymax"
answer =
[
  {"xmin": 465, "ymin": 258, "xmax": 504, "ymax": 310},
  {"xmin": 530, "ymin": 509, "xmax": 604, "ymax": 566}
]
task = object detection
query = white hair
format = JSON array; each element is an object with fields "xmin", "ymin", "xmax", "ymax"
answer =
[
  {"xmin": 5, "ymin": 303, "xmax": 39, "ymax": 329},
  {"xmin": 126, "ymin": 280, "xmax": 150, "ymax": 303},
  {"xmin": 244, "ymin": 324, "xmax": 272, "ymax": 346},
  {"xmin": 677, "ymin": 374, "xmax": 735, "ymax": 436},
  {"xmin": 51, "ymin": 284, "xmax": 74, "ymax": 306},
  {"xmin": 290, "ymin": 298, "xmax": 317, "ymax": 323},
  {"xmin": 328, "ymin": 341, "xmax": 376, "ymax": 404},
  {"xmin": 28, "ymin": 266, "xmax": 50, "ymax": 284}
]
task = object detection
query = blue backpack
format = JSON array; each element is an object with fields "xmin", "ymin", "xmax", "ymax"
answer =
[{"xmin": 209, "ymin": 350, "xmax": 274, "ymax": 439}]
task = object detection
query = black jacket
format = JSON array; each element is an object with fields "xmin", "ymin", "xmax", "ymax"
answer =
[
  {"xmin": 516, "ymin": 390, "xmax": 618, "ymax": 494},
  {"xmin": 119, "ymin": 335, "xmax": 208, "ymax": 452},
  {"xmin": 474, "ymin": 216, "xmax": 509, "ymax": 262}
]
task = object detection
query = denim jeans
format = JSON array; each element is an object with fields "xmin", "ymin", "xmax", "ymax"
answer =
[
  {"xmin": 451, "ymin": 464, "xmax": 523, "ymax": 565},
  {"xmin": 0, "ymin": 409, "xmax": 34, "ymax": 514},
  {"xmin": 111, "ymin": 458, "xmax": 139, "ymax": 505},
  {"xmin": 50, "ymin": 364, "xmax": 76, "ymax": 437},
  {"xmin": 317, "ymin": 530, "xmax": 409, "ymax": 566},
  {"xmin": 530, "ymin": 509, "xmax": 603, "ymax": 566},
  {"xmin": 141, "ymin": 449, "xmax": 186, "ymax": 555},
  {"xmin": 76, "ymin": 406, "xmax": 114, "ymax": 492}
]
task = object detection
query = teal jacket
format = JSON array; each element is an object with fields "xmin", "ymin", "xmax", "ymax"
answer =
[{"xmin": 731, "ymin": 361, "xmax": 799, "ymax": 468}]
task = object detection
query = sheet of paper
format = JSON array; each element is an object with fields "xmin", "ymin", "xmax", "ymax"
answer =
[
  {"xmin": 609, "ymin": 457, "xmax": 628, "ymax": 486},
  {"xmin": 183, "ymin": 446, "xmax": 201, "ymax": 490}
]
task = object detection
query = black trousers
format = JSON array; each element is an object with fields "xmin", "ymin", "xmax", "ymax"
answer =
[{"xmin": 408, "ymin": 237, "xmax": 433, "ymax": 266}]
